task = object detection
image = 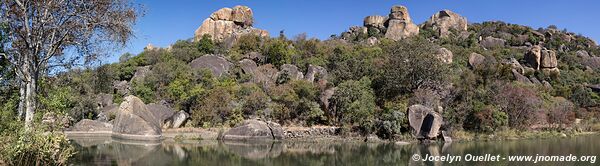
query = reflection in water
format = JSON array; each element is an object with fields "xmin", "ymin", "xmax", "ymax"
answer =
[{"xmin": 70, "ymin": 134, "xmax": 600, "ymax": 166}]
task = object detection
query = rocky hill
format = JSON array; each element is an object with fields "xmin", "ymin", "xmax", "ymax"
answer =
[{"xmin": 38, "ymin": 5, "xmax": 600, "ymax": 140}]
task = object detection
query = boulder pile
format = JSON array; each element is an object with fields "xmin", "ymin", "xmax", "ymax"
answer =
[{"xmin": 194, "ymin": 5, "xmax": 269, "ymax": 42}]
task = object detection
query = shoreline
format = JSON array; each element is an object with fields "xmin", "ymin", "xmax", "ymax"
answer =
[{"xmin": 64, "ymin": 126, "xmax": 599, "ymax": 145}]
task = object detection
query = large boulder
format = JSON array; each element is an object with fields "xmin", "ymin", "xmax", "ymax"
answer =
[
  {"xmin": 502, "ymin": 58, "xmax": 524, "ymax": 74},
  {"xmin": 253, "ymin": 64, "xmax": 280, "ymax": 86},
  {"xmin": 189, "ymin": 55, "xmax": 233, "ymax": 77},
  {"xmin": 422, "ymin": 10, "xmax": 468, "ymax": 38},
  {"xmin": 210, "ymin": 7, "xmax": 233, "ymax": 21},
  {"xmin": 512, "ymin": 69, "xmax": 532, "ymax": 84},
  {"xmin": 468, "ymin": 53, "xmax": 486, "ymax": 69},
  {"xmin": 384, "ymin": 5, "xmax": 419, "ymax": 41},
  {"xmin": 163, "ymin": 110, "xmax": 190, "ymax": 129},
  {"xmin": 112, "ymin": 96, "xmax": 162, "ymax": 139},
  {"xmin": 480, "ymin": 36, "xmax": 506, "ymax": 49},
  {"xmin": 525, "ymin": 45, "xmax": 542, "ymax": 70},
  {"xmin": 171, "ymin": 111, "xmax": 190, "ymax": 128},
  {"xmin": 239, "ymin": 59, "xmax": 258, "ymax": 75},
  {"xmin": 194, "ymin": 6, "xmax": 268, "ymax": 42},
  {"xmin": 389, "ymin": 5, "xmax": 411, "ymax": 22},
  {"xmin": 231, "ymin": 5, "xmax": 254, "ymax": 27},
  {"xmin": 146, "ymin": 103, "xmax": 175, "ymax": 126},
  {"xmin": 363, "ymin": 15, "xmax": 387, "ymax": 28},
  {"xmin": 385, "ymin": 20, "xmax": 420, "ymax": 41},
  {"xmin": 223, "ymin": 119, "xmax": 284, "ymax": 141},
  {"xmin": 540, "ymin": 49, "xmax": 558, "ymax": 68},
  {"xmin": 436, "ymin": 47, "xmax": 453, "ymax": 64},
  {"xmin": 304, "ymin": 64, "xmax": 328, "ymax": 83},
  {"xmin": 113, "ymin": 80, "xmax": 130, "ymax": 96},
  {"xmin": 407, "ymin": 105, "xmax": 443, "ymax": 139},
  {"xmin": 72, "ymin": 119, "xmax": 113, "ymax": 132},
  {"xmin": 95, "ymin": 93, "xmax": 113, "ymax": 109},
  {"xmin": 278, "ymin": 64, "xmax": 304, "ymax": 81}
]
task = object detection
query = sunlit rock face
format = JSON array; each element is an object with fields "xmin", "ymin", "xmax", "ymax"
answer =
[{"xmin": 194, "ymin": 5, "xmax": 269, "ymax": 42}]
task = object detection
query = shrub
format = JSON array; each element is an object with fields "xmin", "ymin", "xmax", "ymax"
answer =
[
  {"xmin": 466, "ymin": 105, "xmax": 508, "ymax": 132},
  {"xmin": 332, "ymin": 77, "xmax": 377, "ymax": 134},
  {"xmin": 197, "ymin": 34, "xmax": 215, "ymax": 54},
  {"xmin": 546, "ymin": 97, "xmax": 576, "ymax": 129},
  {"xmin": 191, "ymin": 86, "xmax": 242, "ymax": 127},
  {"xmin": 376, "ymin": 99, "xmax": 408, "ymax": 139},
  {"xmin": 495, "ymin": 83, "xmax": 542, "ymax": 129},
  {"xmin": 376, "ymin": 37, "xmax": 451, "ymax": 99},
  {"xmin": 0, "ymin": 127, "xmax": 75, "ymax": 166},
  {"xmin": 263, "ymin": 38, "xmax": 294, "ymax": 67}
]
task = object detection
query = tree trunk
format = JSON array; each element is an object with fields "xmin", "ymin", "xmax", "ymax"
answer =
[
  {"xmin": 17, "ymin": 80, "xmax": 25, "ymax": 120},
  {"xmin": 24, "ymin": 78, "xmax": 36, "ymax": 128}
]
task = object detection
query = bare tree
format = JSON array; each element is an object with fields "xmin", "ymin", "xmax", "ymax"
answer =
[{"xmin": 0, "ymin": 0, "xmax": 139, "ymax": 127}]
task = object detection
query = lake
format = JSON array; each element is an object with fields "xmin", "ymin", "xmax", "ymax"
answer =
[{"xmin": 69, "ymin": 134, "xmax": 599, "ymax": 166}]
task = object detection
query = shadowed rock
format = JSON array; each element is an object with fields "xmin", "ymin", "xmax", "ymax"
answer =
[
  {"xmin": 223, "ymin": 119, "xmax": 284, "ymax": 141},
  {"xmin": 408, "ymin": 104, "xmax": 443, "ymax": 139},
  {"xmin": 72, "ymin": 119, "xmax": 113, "ymax": 132},
  {"xmin": 189, "ymin": 55, "xmax": 233, "ymax": 77},
  {"xmin": 112, "ymin": 96, "xmax": 162, "ymax": 139}
]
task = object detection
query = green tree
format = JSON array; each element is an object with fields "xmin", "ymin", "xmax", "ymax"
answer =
[
  {"xmin": 333, "ymin": 77, "xmax": 377, "ymax": 134},
  {"xmin": 376, "ymin": 37, "xmax": 451, "ymax": 99},
  {"xmin": 0, "ymin": 0, "xmax": 140, "ymax": 127},
  {"xmin": 198, "ymin": 34, "xmax": 215, "ymax": 54}
]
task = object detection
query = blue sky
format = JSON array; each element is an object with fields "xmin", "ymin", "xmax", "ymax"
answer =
[{"xmin": 108, "ymin": 0, "xmax": 599, "ymax": 63}]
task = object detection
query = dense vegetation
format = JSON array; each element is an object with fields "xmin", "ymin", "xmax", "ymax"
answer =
[{"xmin": 2, "ymin": 21, "xmax": 600, "ymax": 151}]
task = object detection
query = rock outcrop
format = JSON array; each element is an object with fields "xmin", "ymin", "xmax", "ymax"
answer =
[
  {"xmin": 189, "ymin": 55, "xmax": 233, "ymax": 77},
  {"xmin": 525, "ymin": 45, "xmax": 542, "ymax": 70},
  {"xmin": 304, "ymin": 64, "xmax": 328, "ymax": 83},
  {"xmin": 384, "ymin": 6, "xmax": 419, "ymax": 41},
  {"xmin": 112, "ymin": 96, "xmax": 162, "ymax": 140},
  {"xmin": 343, "ymin": 5, "xmax": 419, "ymax": 41},
  {"xmin": 480, "ymin": 36, "xmax": 506, "ymax": 49},
  {"xmin": 363, "ymin": 15, "xmax": 386, "ymax": 28},
  {"xmin": 524, "ymin": 45, "xmax": 559, "ymax": 73},
  {"xmin": 222, "ymin": 119, "xmax": 284, "ymax": 141},
  {"xmin": 72, "ymin": 119, "xmax": 113, "ymax": 132},
  {"xmin": 468, "ymin": 53, "xmax": 486, "ymax": 69},
  {"xmin": 407, "ymin": 104, "xmax": 443, "ymax": 139},
  {"xmin": 113, "ymin": 80, "xmax": 130, "ymax": 96},
  {"xmin": 194, "ymin": 6, "xmax": 269, "ymax": 42},
  {"xmin": 278, "ymin": 64, "xmax": 304, "ymax": 81},
  {"xmin": 421, "ymin": 10, "xmax": 468, "ymax": 38},
  {"xmin": 436, "ymin": 47, "xmax": 453, "ymax": 64},
  {"xmin": 146, "ymin": 103, "xmax": 175, "ymax": 126},
  {"xmin": 163, "ymin": 110, "xmax": 190, "ymax": 129},
  {"xmin": 540, "ymin": 49, "xmax": 558, "ymax": 68}
]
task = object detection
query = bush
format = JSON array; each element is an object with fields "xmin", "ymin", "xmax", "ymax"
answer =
[
  {"xmin": 197, "ymin": 34, "xmax": 215, "ymax": 54},
  {"xmin": 268, "ymin": 80, "xmax": 324, "ymax": 126},
  {"xmin": 546, "ymin": 97, "xmax": 576, "ymax": 129},
  {"xmin": 466, "ymin": 105, "xmax": 508, "ymax": 132},
  {"xmin": 376, "ymin": 37, "xmax": 451, "ymax": 99},
  {"xmin": 263, "ymin": 38, "xmax": 295, "ymax": 67},
  {"xmin": 376, "ymin": 99, "xmax": 408, "ymax": 139},
  {"xmin": 0, "ymin": 127, "xmax": 75, "ymax": 166},
  {"xmin": 191, "ymin": 86, "xmax": 242, "ymax": 127},
  {"xmin": 332, "ymin": 77, "xmax": 377, "ymax": 134},
  {"xmin": 495, "ymin": 83, "xmax": 542, "ymax": 129}
]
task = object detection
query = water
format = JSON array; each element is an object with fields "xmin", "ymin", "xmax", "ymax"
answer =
[{"xmin": 69, "ymin": 134, "xmax": 600, "ymax": 166}]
